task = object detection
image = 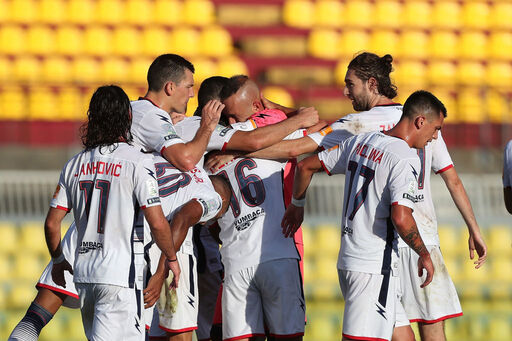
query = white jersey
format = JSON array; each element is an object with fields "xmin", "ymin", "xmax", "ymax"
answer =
[
  {"xmin": 308, "ymin": 104, "xmax": 403, "ymax": 149},
  {"xmin": 503, "ymin": 140, "xmax": 512, "ymax": 188},
  {"xmin": 398, "ymin": 133, "xmax": 453, "ymax": 247},
  {"xmin": 130, "ymin": 98, "xmax": 185, "ymax": 154},
  {"xmin": 211, "ymin": 125, "xmax": 305, "ymax": 276},
  {"xmin": 173, "ymin": 116, "xmax": 237, "ymax": 169},
  {"xmin": 51, "ymin": 144, "xmax": 162, "ymax": 287},
  {"xmin": 318, "ymin": 131, "xmax": 422, "ymax": 275}
]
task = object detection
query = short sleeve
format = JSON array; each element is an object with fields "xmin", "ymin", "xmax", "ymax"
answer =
[
  {"xmin": 134, "ymin": 157, "xmax": 162, "ymax": 209},
  {"xmin": 209, "ymin": 124, "xmax": 237, "ymax": 152},
  {"xmin": 308, "ymin": 123, "xmax": 354, "ymax": 149},
  {"xmin": 389, "ymin": 157, "xmax": 422, "ymax": 210},
  {"xmin": 283, "ymin": 129, "xmax": 308, "ymax": 141},
  {"xmin": 503, "ymin": 140, "xmax": 512, "ymax": 187},
  {"xmin": 317, "ymin": 137, "xmax": 352, "ymax": 176},
  {"xmin": 50, "ymin": 170, "xmax": 71, "ymax": 212},
  {"xmin": 431, "ymin": 132, "xmax": 453, "ymax": 174},
  {"xmin": 138, "ymin": 113, "xmax": 185, "ymax": 153}
]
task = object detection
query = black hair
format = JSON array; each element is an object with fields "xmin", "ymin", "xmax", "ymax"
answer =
[
  {"xmin": 348, "ymin": 52, "xmax": 398, "ymax": 99},
  {"xmin": 194, "ymin": 76, "xmax": 229, "ymax": 117},
  {"xmin": 147, "ymin": 54, "xmax": 195, "ymax": 92},
  {"xmin": 80, "ymin": 85, "xmax": 133, "ymax": 151},
  {"xmin": 219, "ymin": 75, "xmax": 249, "ymax": 102},
  {"xmin": 402, "ymin": 90, "xmax": 447, "ymax": 120}
]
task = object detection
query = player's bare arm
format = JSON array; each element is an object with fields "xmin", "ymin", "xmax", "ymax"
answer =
[
  {"xmin": 282, "ymin": 154, "xmax": 324, "ymax": 238},
  {"xmin": 163, "ymin": 99, "xmax": 224, "ymax": 171},
  {"xmin": 44, "ymin": 207, "xmax": 73, "ymax": 288},
  {"xmin": 391, "ymin": 205, "xmax": 434, "ymax": 288},
  {"xmin": 440, "ymin": 167, "xmax": 487, "ymax": 268}
]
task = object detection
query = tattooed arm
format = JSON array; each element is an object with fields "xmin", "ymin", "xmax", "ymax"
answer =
[{"xmin": 391, "ymin": 205, "xmax": 434, "ymax": 288}]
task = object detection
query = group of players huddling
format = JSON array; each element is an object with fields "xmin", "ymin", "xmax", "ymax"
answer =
[{"xmin": 9, "ymin": 52, "xmax": 487, "ymax": 341}]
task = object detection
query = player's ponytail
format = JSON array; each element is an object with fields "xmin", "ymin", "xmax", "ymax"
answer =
[{"xmin": 348, "ymin": 52, "xmax": 398, "ymax": 99}]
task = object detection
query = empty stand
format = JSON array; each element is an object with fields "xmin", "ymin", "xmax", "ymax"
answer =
[
  {"xmin": 67, "ymin": 0, "xmax": 95, "ymax": 25},
  {"xmin": 8, "ymin": 0, "xmax": 37, "ymax": 24},
  {"xmin": 183, "ymin": 0, "xmax": 216, "ymax": 26},
  {"xmin": 308, "ymin": 29, "xmax": 339, "ymax": 59},
  {"xmin": 283, "ymin": 0, "xmax": 315, "ymax": 29},
  {"xmin": 19, "ymin": 221, "xmax": 48, "ymax": 257},
  {"xmin": 199, "ymin": 26, "xmax": 233, "ymax": 58},
  {"xmin": 28, "ymin": 87, "xmax": 59, "ymax": 121},
  {"xmin": 338, "ymin": 29, "xmax": 370, "ymax": 58},
  {"xmin": 55, "ymin": 25, "xmax": 84, "ymax": 56},
  {"xmin": 314, "ymin": 0, "xmax": 343, "ymax": 28},
  {"xmin": 343, "ymin": 0, "xmax": 373, "ymax": 28},
  {"xmin": 169, "ymin": 27, "xmax": 200, "ymax": 57},
  {"xmin": 95, "ymin": 0, "xmax": 125, "ymax": 25},
  {"xmin": 402, "ymin": 1, "xmax": 431, "ymax": 29},
  {"xmin": 262, "ymin": 86, "xmax": 294, "ymax": 108},
  {"xmin": 0, "ymin": 25, "xmax": 26, "ymax": 55},
  {"xmin": 373, "ymin": 0, "xmax": 402, "ymax": 29},
  {"xmin": 38, "ymin": 0, "xmax": 66, "ymax": 25},
  {"xmin": 124, "ymin": 0, "xmax": 153, "ymax": 26},
  {"xmin": 0, "ymin": 86, "xmax": 26, "ymax": 120},
  {"xmin": 461, "ymin": 1, "xmax": 489, "ymax": 30},
  {"xmin": 41, "ymin": 57, "xmax": 72, "ymax": 83},
  {"xmin": 84, "ymin": 26, "xmax": 113, "ymax": 57},
  {"xmin": 112, "ymin": 26, "xmax": 142, "ymax": 57},
  {"xmin": 431, "ymin": 0, "xmax": 461, "ymax": 30},
  {"xmin": 397, "ymin": 30, "xmax": 428, "ymax": 60}
]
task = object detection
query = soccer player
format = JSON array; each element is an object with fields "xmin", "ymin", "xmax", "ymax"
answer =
[
  {"xmin": 503, "ymin": 140, "xmax": 512, "ymax": 214},
  {"xmin": 282, "ymin": 90, "xmax": 447, "ymax": 341},
  {"xmin": 44, "ymin": 85, "xmax": 179, "ymax": 341}
]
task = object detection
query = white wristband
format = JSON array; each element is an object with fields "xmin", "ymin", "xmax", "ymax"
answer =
[
  {"xmin": 52, "ymin": 253, "xmax": 66, "ymax": 264},
  {"xmin": 291, "ymin": 197, "xmax": 306, "ymax": 207}
]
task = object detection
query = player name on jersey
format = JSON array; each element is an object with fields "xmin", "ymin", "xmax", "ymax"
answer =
[
  {"xmin": 74, "ymin": 161, "xmax": 122, "ymax": 177},
  {"xmin": 353, "ymin": 143, "xmax": 384, "ymax": 164}
]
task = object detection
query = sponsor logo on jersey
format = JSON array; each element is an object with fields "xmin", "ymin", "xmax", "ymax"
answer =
[
  {"xmin": 216, "ymin": 125, "xmax": 233, "ymax": 137},
  {"xmin": 342, "ymin": 225, "xmax": 353, "ymax": 235},
  {"xmin": 147, "ymin": 197, "xmax": 161, "ymax": 205},
  {"xmin": 319, "ymin": 126, "xmax": 333, "ymax": 136},
  {"xmin": 146, "ymin": 179, "xmax": 159, "ymax": 197},
  {"xmin": 164, "ymin": 133, "xmax": 180, "ymax": 141},
  {"xmin": 402, "ymin": 193, "xmax": 424, "ymax": 203},
  {"xmin": 197, "ymin": 197, "xmax": 221, "ymax": 218},
  {"xmin": 234, "ymin": 208, "xmax": 265, "ymax": 231},
  {"xmin": 78, "ymin": 241, "xmax": 103, "ymax": 254}
]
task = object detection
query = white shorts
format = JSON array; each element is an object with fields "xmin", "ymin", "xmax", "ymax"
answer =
[
  {"xmin": 197, "ymin": 269, "xmax": 223, "ymax": 340},
  {"xmin": 37, "ymin": 223, "xmax": 79, "ymax": 309},
  {"xmin": 398, "ymin": 246, "xmax": 462, "ymax": 324},
  {"xmin": 338, "ymin": 269, "xmax": 406, "ymax": 341},
  {"xmin": 223, "ymin": 258, "xmax": 305, "ymax": 341},
  {"xmin": 150, "ymin": 246, "xmax": 199, "ymax": 336},
  {"xmin": 76, "ymin": 283, "xmax": 144, "ymax": 341}
]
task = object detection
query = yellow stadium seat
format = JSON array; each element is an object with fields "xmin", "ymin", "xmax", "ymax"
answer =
[
  {"xmin": 64, "ymin": 311, "xmax": 87, "ymax": 340},
  {"xmin": 55, "ymin": 25, "xmax": 83, "ymax": 56},
  {"xmin": 282, "ymin": 0, "xmax": 315, "ymax": 29},
  {"xmin": 428, "ymin": 87, "xmax": 457, "ymax": 122},
  {"xmin": 487, "ymin": 62, "xmax": 512, "ymax": 89},
  {"xmin": 301, "ymin": 223, "xmax": 314, "ymax": 251},
  {"xmin": 397, "ymin": 30, "xmax": 428, "ymax": 59},
  {"xmin": 19, "ymin": 222, "xmax": 47, "ymax": 257},
  {"xmin": 154, "ymin": 0, "xmax": 183, "ymax": 25},
  {"xmin": 373, "ymin": 0, "xmax": 402, "ymax": 29},
  {"xmin": 99, "ymin": 57, "xmax": 129, "ymax": 83},
  {"xmin": 72, "ymin": 57, "xmax": 101, "ymax": 83},
  {"xmin": 58, "ymin": 87, "xmax": 83, "ymax": 120},
  {"xmin": 428, "ymin": 30, "xmax": 458, "ymax": 60},
  {"xmin": 431, "ymin": 1, "xmax": 461, "ymax": 29},
  {"xmin": 67, "ymin": 0, "xmax": 95, "ymax": 25},
  {"xmin": 303, "ymin": 256, "xmax": 316, "ymax": 282},
  {"xmin": 443, "ymin": 255, "xmax": 461, "ymax": 283},
  {"xmin": 487, "ymin": 90, "xmax": 508, "ymax": 123},
  {"xmin": 427, "ymin": 61, "xmax": 457, "ymax": 86},
  {"xmin": 128, "ymin": 57, "xmax": 152, "ymax": 84},
  {"xmin": 141, "ymin": 27, "xmax": 171, "ymax": 58},
  {"xmin": 13, "ymin": 253, "xmax": 45, "ymax": 281},
  {"xmin": 458, "ymin": 31, "xmax": 487, "ymax": 60},
  {"xmin": 315, "ymin": 257, "xmax": 339, "ymax": 283},
  {"xmin": 460, "ymin": 256, "xmax": 489, "ymax": 283},
  {"xmin": 0, "ymin": 57, "xmax": 12, "ymax": 82},
  {"xmin": 307, "ymin": 313, "xmax": 341, "ymax": 340},
  {"xmin": 403, "ymin": 1, "xmax": 432, "ymax": 29},
  {"xmin": 0, "ymin": 256, "xmax": 12, "ymax": 281},
  {"xmin": 169, "ymin": 27, "xmax": 200, "ymax": 57},
  {"xmin": 314, "ymin": 0, "xmax": 343, "ymax": 28},
  {"xmin": 13, "ymin": 56, "xmax": 41, "ymax": 83},
  {"xmin": 112, "ymin": 26, "xmax": 142, "ymax": 57},
  {"xmin": 190, "ymin": 58, "xmax": 217, "ymax": 83},
  {"xmin": 7, "ymin": 281, "xmax": 37, "ymax": 308},
  {"xmin": 95, "ymin": 0, "xmax": 124, "ymax": 25},
  {"xmin": 84, "ymin": 26, "xmax": 113, "ymax": 57},
  {"xmin": 369, "ymin": 30, "xmax": 399, "ymax": 57},
  {"xmin": 490, "ymin": 2, "xmax": 512, "ymax": 30},
  {"xmin": 488, "ymin": 315, "xmax": 512, "ymax": 341},
  {"xmin": 338, "ymin": 29, "xmax": 370, "ymax": 58},
  {"xmin": 41, "ymin": 57, "xmax": 72, "ymax": 83},
  {"xmin": 124, "ymin": 0, "xmax": 153, "ymax": 25},
  {"xmin": 217, "ymin": 57, "xmax": 248, "ymax": 77},
  {"xmin": 8, "ymin": 0, "xmax": 37, "ymax": 24},
  {"xmin": 0, "ymin": 25, "xmax": 27, "ymax": 55},
  {"xmin": 0, "ymin": 86, "xmax": 26, "ymax": 120},
  {"xmin": 487, "ymin": 225, "xmax": 512, "ymax": 256},
  {"xmin": 28, "ymin": 87, "xmax": 58, "ymax": 120},
  {"xmin": 489, "ymin": 32, "xmax": 512, "ymax": 61},
  {"xmin": 457, "ymin": 61, "xmax": 485, "ymax": 86},
  {"xmin": 438, "ymin": 225, "xmax": 463, "ymax": 258},
  {"xmin": 26, "ymin": 25, "xmax": 56, "ymax": 56},
  {"xmin": 38, "ymin": 315, "xmax": 66, "ymax": 341},
  {"xmin": 199, "ymin": 26, "xmax": 233, "ymax": 57},
  {"xmin": 5, "ymin": 310, "xmax": 25, "ymax": 335},
  {"xmin": 457, "ymin": 88, "xmax": 485, "ymax": 123},
  {"xmin": 308, "ymin": 29, "xmax": 339, "ymax": 59},
  {"xmin": 343, "ymin": 0, "xmax": 373, "ymax": 28},
  {"xmin": 314, "ymin": 224, "xmax": 340, "ymax": 258},
  {"xmin": 38, "ymin": 0, "xmax": 65, "ymax": 24},
  {"xmin": 262, "ymin": 86, "xmax": 294, "ymax": 109},
  {"xmin": 393, "ymin": 60, "xmax": 426, "ymax": 88},
  {"xmin": 183, "ymin": 0, "xmax": 215, "ymax": 26},
  {"xmin": 490, "ymin": 259, "xmax": 512, "ymax": 283},
  {"xmin": 0, "ymin": 222, "xmax": 18, "ymax": 255},
  {"xmin": 120, "ymin": 86, "xmax": 141, "ymax": 102},
  {"xmin": 0, "ymin": 0, "xmax": 7, "ymax": 23},
  {"xmin": 461, "ymin": 1, "xmax": 489, "ymax": 30}
]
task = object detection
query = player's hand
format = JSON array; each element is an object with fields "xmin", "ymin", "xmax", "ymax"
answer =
[
  {"xmin": 417, "ymin": 253, "xmax": 434, "ymax": 288},
  {"xmin": 170, "ymin": 112, "xmax": 186, "ymax": 125},
  {"xmin": 143, "ymin": 272, "xmax": 165, "ymax": 309},
  {"xmin": 201, "ymin": 100, "xmax": 224, "ymax": 130},
  {"xmin": 469, "ymin": 232, "xmax": 487, "ymax": 269},
  {"xmin": 281, "ymin": 204, "xmax": 304, "ymax": 238},
  {"xmin": 51, "ymin": 259, "xmax": 73, "ymax": 288},
  {"xmin": 205, "ymin": 151, "xmax": 237, "ymax": 173},
  {"xmin": 296, "ymin": 106, "xmax": 319, "ymax": 128},
  {"xmin": 167, "ymin": 258, "xmax": 181, "ymax": 290}
]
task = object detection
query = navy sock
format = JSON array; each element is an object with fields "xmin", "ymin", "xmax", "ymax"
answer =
[{"xmin": 8, "ymin": 301, "xmax": 54, "ymax": 341}]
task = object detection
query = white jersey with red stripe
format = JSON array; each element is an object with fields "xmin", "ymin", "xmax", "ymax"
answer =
[
  {"xmin": 130, "ymin": 98, "xmax": 186, "ymax": 154},
  {"xmin": 50, "ymin": 143, "xmax": 162, "ymax": 288},
  {"xmin": 308, "ymin": 104, "xmax": 403, "ymax": 149},
  {"xmin": 503, "ymin": 140, "xmax": 512, "ymax": 188},
  {"xmin": 318, "ymin": 131, "xmax": 422, "ymax": 275},
  {"xmin": 398, "ymin": 132, "xmax": 453, "ymax": 247}
]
